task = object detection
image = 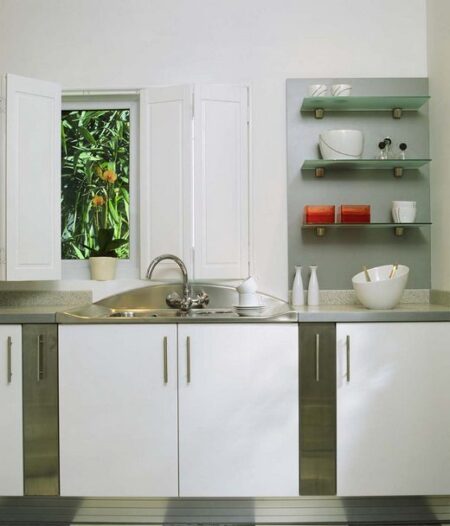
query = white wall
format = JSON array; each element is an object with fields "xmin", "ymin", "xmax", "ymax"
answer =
[
  {"xmin": 0, "ymin": 0, "xmax": 427, "ymax": 300},
  {"xmin": 428, "ymin": 0, "xmax": 450, "ymax": 291}
]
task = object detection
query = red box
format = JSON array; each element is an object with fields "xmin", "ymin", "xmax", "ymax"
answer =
[
  {"xmin": 304, "ymin": 205, "xmax": 336, "ymax": 224},
  {"xmin": 338, "ymin": 205, "xmax": 371, "ymax": 223}
]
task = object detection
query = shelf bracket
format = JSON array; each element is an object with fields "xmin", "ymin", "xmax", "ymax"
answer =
[
  {"xmin": 393, "ymin": 167, "xmax": 403, "ymax": 178},
  {"xmin": 314, "ymin": 108, "xmax": 324, "ymax": 119},
  {"xmin": 394, "ymin": 226, "xmax": 405, "ymax": 237},
  {"xmin": 315, "ymin": 167, "xmax": 325, "ymax": 178},
  {"xmin": 314, "ymin": 226, "xmax": 327, "ymax": 237},
  {"xmin": 392, "ymin": 107, "xmax": 403, "ymax": 119}
]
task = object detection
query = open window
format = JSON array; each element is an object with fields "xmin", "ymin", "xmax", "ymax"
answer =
[{"xmin": 61, "ymin": 95, "xmax": 139, "ymax": 279}]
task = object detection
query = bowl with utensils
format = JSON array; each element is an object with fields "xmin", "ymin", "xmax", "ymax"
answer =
[{"xmin": 352, "ymin": 264, "xmax": 409, "ymax": 309}]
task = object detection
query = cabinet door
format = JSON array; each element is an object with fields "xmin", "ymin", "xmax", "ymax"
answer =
[
  {"xmin": 178, "ymin": 324, "xmax": 298, "ymax": 497},
  {"xmin": 5, "ymin": 74, "xmax": 61, "ymax": 280},
  {"xmin": 193, "ymin": 85, "xmax": 249, "ymax": 279},
  {"xmin": 139, "ymin": 85, "xmax": 193, "ymax": 279},
  {"xmin": 59, "ymin": 325, "xmax": 178, "ymax": 497},
  {"xmin": 337, "ymin": 322, "xmax": 450, "ymax": 496},
  {"xmin": 0, "ymin": 326, "xmax": 22, "ymax": 495}
]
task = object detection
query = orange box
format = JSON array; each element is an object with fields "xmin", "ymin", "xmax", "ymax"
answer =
[
  {"xmin": 338, "ymin": 205, "xmax": 371, "ymax": 223},
  {"xmin": 304, "ymin": 205, "xmax": 336, "ymax": 224}
]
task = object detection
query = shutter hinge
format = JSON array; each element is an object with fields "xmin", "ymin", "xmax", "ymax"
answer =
[
  {"xmin": 0, "ymin": 247, "xmax": 6, "ymax": 264},
  {"xmin": 0, "ymin": 97, "xmax": 5, "ymax": 114}
]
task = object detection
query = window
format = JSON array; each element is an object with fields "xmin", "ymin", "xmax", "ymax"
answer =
[{"xmin": 61, "ymin": 95, "xmax": 139, "ymax": 279}]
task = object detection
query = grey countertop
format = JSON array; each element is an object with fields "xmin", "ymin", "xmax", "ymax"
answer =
[
  {"xmin": 294, "ymin": 303, "xmax": 450, "ymax": 322},
  {"xmin": 1, "ymin": 303, "xmax": 450, "ymax": 324},
  {"xmin": 0, "ymin": 305, "xmax": 67, "ymax": 324}
]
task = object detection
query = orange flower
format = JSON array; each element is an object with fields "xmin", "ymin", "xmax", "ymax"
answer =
[
  {"xmin": 102, "ymin": 170, "xmax": 117, "ymax": 183},
  {"xmin": 91, "ymin": 195, "xmax": 105, "ymax": 207}
]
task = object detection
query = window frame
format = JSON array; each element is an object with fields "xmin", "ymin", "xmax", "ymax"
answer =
[{"xmin": 61, "ymin": 95, "xmax": 139, "ymax": 280}]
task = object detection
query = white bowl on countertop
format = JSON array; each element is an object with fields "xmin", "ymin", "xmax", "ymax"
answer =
[
  {"xmin": 352, "ymin": 264, "xmax": 409, "ymax": 310},
  {"xmin": 319, "ymin": 129, "xmax": 364, "ymax": 160}
]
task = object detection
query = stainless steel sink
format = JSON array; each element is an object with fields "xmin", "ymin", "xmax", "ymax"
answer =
[{"xmin": 56, "ymin": 283, "xmax": 296, "ymax": 323}]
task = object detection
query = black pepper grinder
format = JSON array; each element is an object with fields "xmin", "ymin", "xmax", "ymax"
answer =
[{"xmin": 399, "ymin": 142, "xmax": 407, "ymax": 160}]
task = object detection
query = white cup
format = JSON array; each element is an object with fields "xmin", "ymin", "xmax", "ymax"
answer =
[
  {"xmin": 392, "ymin": 200, "xmax": 416, "ymax": 208},
  {"xmin": 237, "ymin": 276, "xmax": 258, "ymax": 294},
  {"xmin": 239, "ymin": 293, "xmax": 260, "ymax": 306},
  {"xmin": 392, "ymin": 206, "xmax": 417, "ymax": 223},
  {"xmin": 331, "ymin": 83, "xmax": 352, "ymax": 97},
  {"xmin": 308, "ymin": 84, "xmax": 328, "ymax": 97}
]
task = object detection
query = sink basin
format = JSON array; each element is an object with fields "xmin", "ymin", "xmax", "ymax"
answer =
[
  {"xmin": 108, "ymin": 309, "xmax": 184, "ymax": 319},
  {"xmin": 56, "ymin": 283, "xmax": 295, "ymax": 323},
  {"xmin": 352, "ymin": 264, "xmax": 409, "ymax": 309}
]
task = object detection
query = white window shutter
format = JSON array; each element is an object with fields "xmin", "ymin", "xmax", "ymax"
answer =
[
  {"xmin": 139, "ymin": 86, "xmax": 193, "ymax": 280},
  {"xmin": 193, "ymin": 85, "xmax": 249, "ymax": 280},
  {"xmin": 5, "ymin": 74, "xmax": 61, "ymax": 280}
]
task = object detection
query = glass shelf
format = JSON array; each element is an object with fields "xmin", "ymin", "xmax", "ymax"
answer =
[
  {"xmin": 302, "ymin": 222, "xmax": 432, "ymax": 237},
  {"xmin": 301, "ymin": 96, "xmax": 430, "ymax": 118},
  {"xmin": 302, "ymin": 159, "xmax": 431, "ymax": 177}
]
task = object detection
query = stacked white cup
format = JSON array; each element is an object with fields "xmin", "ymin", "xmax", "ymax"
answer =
[
  {"xmin": 392, "ymin": 201, "xmax": 417, "ymax": 223},
  {"xmin": 237, "ymin": 277, "xmax": 260, "ymax": 306}
]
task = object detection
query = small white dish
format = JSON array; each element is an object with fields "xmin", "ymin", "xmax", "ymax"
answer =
[{"xmin": 233, "ymin": 304, "xmax": 264, "ymax": 309}]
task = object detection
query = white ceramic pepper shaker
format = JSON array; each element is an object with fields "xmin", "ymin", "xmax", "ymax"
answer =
[
  {"xmin": 307, "ymin": 265, "xmax": 320, "ymax": 306},
  {"xmin": 291, "ymin": 265, "xmax": 304, "ymax": 306}
]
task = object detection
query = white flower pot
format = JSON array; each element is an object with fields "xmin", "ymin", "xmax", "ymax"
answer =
[{"xmin": 89, "ymin": 257, "xmax": 117, "ymax": 281}]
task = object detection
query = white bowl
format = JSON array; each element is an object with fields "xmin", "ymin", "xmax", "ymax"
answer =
[
  {"xmin": 331, "ymin": 83, "xmax": 352, "ymax": 97},
  {"xmin": 319, "ymin": 129, "xmax": 364, "ymax": 160},
  {"xmin": 352, "ymin": 265, "xmax": 409, "ymax": 310}
]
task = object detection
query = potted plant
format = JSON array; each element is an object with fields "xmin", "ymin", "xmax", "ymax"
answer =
[{"xmin": 85, "ymin": 168, "xmax": 128, "ymax": 280}]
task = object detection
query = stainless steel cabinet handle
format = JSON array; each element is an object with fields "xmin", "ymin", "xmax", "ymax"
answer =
[
  {"xmin": 186, "ymin": 336, "xmax": 191, "ymax": 383},
  {"xmin": 346, "ymin": 335, "xmax": 350, "ymax": 382},
  {"xmin": 37, "ymin": 335, "xmax": 44, "ymax": 382},
  {"xmin": 315, "ymin": 333, "xmax": 320, "ymax": 382},
  {"xmin": 163, "ymin": 336, "xmax": 168, "ymax": 384},
  {"xmin": 7, "ymin": 336, "xmax": 12, "ymax": 383}
]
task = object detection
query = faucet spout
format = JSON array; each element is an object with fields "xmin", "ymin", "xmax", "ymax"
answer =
[
  {"xmin": 146, "ymin": 254, "xmax": 209, "ymax": 312},
  {"xmin": 146, "ymin": 253, "xmax": 189, "ymax": 297}
]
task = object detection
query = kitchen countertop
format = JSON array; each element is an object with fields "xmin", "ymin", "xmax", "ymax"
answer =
[
  {"xmin": 0, "ymin": 305, "xmax": 68, "ymax": 324},
  {"xmin": 1, "ymin": 303, "xmax": 450, "ymax": 324},
  {"xmin": 294, "ymin": 303, "xmax": 450, "ymax": 322}
]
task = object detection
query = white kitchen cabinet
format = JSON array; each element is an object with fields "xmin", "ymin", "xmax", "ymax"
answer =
[
  {"xmin": 193, "ymin": 85, "xmax": 249, "ymax": 279},
  {"xmin": 178, "ymin": 324, "xmax": 299, "ymax": 497},
  {"xmin": 140, "ymin": 85, "xmax": 194, "ymax": 279},
  {"xmin": 140, "ymin": 84, "xmax": 250, "ymax": 280},
  {"xmin": 336, "ymin": 322, "xmax": 450, "ymax": 496},
  {"xmin": 59, "ymin": 325, "xmax": 178, "ymax": 497},
  {"xmin": 0, "ymin": 74, "xmax": 61, "ymax": 280},
  {"xmin": 0, "ymin": 325, "xmax": 23, "ymax": 495}
]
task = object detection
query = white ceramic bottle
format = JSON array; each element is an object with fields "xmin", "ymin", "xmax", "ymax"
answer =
[
  {"xmin": 307, "ymin": 265, "xmax": 320, "ymax": 306},
  {"xmin": 291, "ymin": 265, "xmax": 304, "ymax": 306}
]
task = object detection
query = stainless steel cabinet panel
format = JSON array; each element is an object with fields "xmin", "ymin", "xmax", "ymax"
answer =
[
  {"xmin": 299, "ymin": 322, "xmax": 336, "ymax": 495},
  {"xmin": 23, "ymin": 324, "xmax": 59, "ymax": 496}
]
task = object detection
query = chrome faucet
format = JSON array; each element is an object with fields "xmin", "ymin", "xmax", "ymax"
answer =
[{"xmin": 146, "ymin": 254, "xmax": 209, "ymax": 312}]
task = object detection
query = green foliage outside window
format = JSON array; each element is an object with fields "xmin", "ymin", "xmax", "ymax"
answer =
[{"xmin": 61, "ymin": 109, "xmax": 130, "ymax": 259}]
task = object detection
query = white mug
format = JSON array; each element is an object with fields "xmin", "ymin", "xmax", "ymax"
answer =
[
  {"xmin": 308, "ymin": 84, "xmax": 328, "ymax": 97},
  {"xmin": 392, "ymin": 207, "xmax": 417, "ymax": 223},
  {"xmin": 239, "ymin": 293, "xmax": 260, "ymax": 306},
  {"xmin": 331, "ymin": 83, "xmax": 352, "ymax": 96},
  {"xmin": 392, "ymin": 200, "xmax": 416, "ymax": 208}
]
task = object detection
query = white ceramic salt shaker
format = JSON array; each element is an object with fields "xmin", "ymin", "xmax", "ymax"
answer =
[
  {"xmin": 307, "ymin": 265, "xmax": 320, "ymax": 306},
  {"xmin": 291, "ymin": 265, "xmax": 304, "ymax": 306}
]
